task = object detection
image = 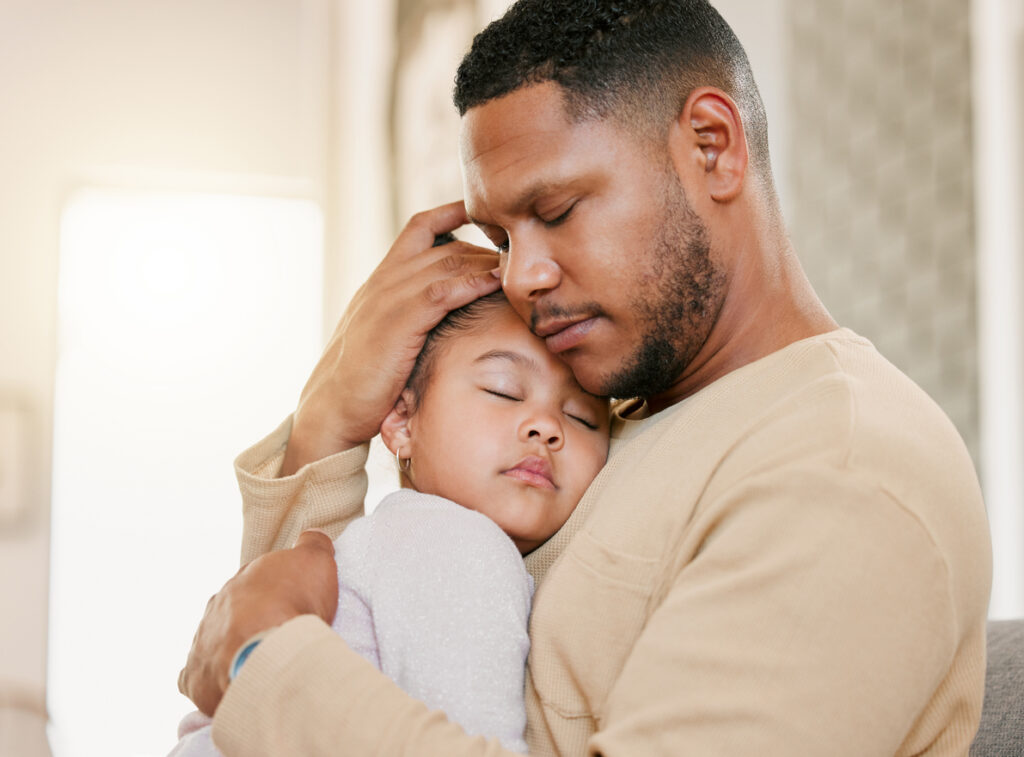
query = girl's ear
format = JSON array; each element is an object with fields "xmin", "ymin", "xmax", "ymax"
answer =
[{"xmin": 380, "ymin": 389, "xmax": 415, "ymax": 456}]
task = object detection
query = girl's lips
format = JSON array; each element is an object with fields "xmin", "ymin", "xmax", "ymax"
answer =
[
  {"xmin": 503, "ymin": 456, "xmax": 556, "ymax": 490},
  {"xmin": 542, "ymin": 317, "xmax": 598, "ymax": 354}
]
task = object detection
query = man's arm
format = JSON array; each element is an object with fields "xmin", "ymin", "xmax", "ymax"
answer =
[
  {"xmin": 233, "ymin": 415, "xmax": 370, "ymax": 564},
  {"xmin": 191, "ymin": 469, "xmax": 984, "ymax": 755},
  {"xmin": 232, "ymin": 202, "xmax": 499, "ymax": 563},
  {"xmin": 183, "ymin": 202, "xmax": 502, "ymax": 715},
  {"xmin": 279, "ymin": 201, "xmax": 500, "ymax": 476},
  {"xmin": 185, "ymin": 509, "xmax": 531, "ymax": 756},
  {"xmin": 179, "ymin": 530, "xmax": 341, "ymax": 718},
  {"xmin": 212, "ymin": 617, "xmax": 519, "ymax": 756}
]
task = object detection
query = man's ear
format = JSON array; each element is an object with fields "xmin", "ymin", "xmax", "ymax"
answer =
[
  {"xmin": 380, "ymin": 390, "xmax": 415, "ymax": 457},
  {"xmin": 669, "ymin": 86, "xmax": 748, "ymax": 202}
]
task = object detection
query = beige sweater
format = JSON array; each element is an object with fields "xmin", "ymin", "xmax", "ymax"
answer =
[{"xmin": 213, "ymin": 329, "xmax": 991, "ymax": 756}]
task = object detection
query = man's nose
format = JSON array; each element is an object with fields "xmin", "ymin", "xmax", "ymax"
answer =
[{"xmin": 501, "ymin": 235, "xmax": 562, "ymax": 304}]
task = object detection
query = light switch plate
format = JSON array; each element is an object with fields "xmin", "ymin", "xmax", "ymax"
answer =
[{"xmin": 0, "ymin": 403, "xmax": 27, "ymax": 528}]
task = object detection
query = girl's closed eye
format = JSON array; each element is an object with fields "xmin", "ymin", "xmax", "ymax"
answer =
[
  {"xmin": 483, "ymin": 387, "xmax": 522, "ymax": 401},
  {"xmin": 563, "ymin": 400, "xmax": 600, "ymax": 430},
  {"xmin": 565, "ymin": 412, "xmax": 599, "ymax": 430}
]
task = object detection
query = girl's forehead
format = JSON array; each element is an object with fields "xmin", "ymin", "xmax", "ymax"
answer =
[
  {"xmin": 430, "ymin": 305, "xmax": 530, "ymax": 363},
  {"xmin": 442, "ymin": 312, "xmax": 601, "ymax": 398}
]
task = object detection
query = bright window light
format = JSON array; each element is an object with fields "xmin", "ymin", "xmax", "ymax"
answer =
[{"xmin": 48, "ymin": 189, "xmax": 324, "ymax": 757}]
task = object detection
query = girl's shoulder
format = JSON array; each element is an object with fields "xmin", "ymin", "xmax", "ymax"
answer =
[
  {"xmin": 336, "ymin": 489, "xmax": 533, "ymax": 603},
  {"xmin": 373, "ymin": 490, "xmax": 516, "ymax": 551}
]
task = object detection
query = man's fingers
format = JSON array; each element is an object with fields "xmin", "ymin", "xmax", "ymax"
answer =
[
  {"xmin": 292, "ymin": 530, "xmax": 340, "ymax": 624},
  {"xmin": 423, "ymin": 266, "xmax": 502, "ymax": 310},
  {"xmin": 418, "ymin": 200, "xmax": 470, "ymax": 235},
  {"xmin": 180, "ymin": 537, "xmax": 343, "ymax": 715},
  {"xmin": 432, "ymin": 247, "xmax": 500, "ymax": 275},
  {"xmin": 400, "ymin": 201, "xmax": 471, "ymax": 255}
]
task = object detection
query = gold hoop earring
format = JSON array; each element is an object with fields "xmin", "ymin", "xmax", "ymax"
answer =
[{"xmin": 396, "ymin": 446, "xmax": 411, "ymax": 472}]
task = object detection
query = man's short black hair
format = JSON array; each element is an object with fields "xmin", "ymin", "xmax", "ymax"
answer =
[{"xmin": 453, "ymin": 0, "xmax": 772, "ymax": 179}]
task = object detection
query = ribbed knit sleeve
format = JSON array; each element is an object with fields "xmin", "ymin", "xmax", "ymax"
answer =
[
  {"xmin": 212, "ymin": 616, "xmax": 520, "ymax": 756},
  {"xmin": 234, "ymin": 415, "xmax": 369, "ymax": 565}
]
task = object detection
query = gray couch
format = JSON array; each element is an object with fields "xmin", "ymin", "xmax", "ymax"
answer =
[{"xmin": 970, "ymin": 619, "xmax": 1024, "ymax": 756}]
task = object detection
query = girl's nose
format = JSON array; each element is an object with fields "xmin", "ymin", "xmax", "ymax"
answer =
[{"xmin": 520, "ymin": 409, "xmax": 564, "ymax": 450}]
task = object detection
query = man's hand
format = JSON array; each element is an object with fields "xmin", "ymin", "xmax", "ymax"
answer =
[
  {"xmin": 178, "ymin": 530, "xmax": 339, "ymax": 716},
  {"xmin": 281, "ymin": 201, "xmax": 500, "ymax": 475}
]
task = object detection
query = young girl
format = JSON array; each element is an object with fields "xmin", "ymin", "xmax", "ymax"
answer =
[{"xmin": 170, "ymin": 290, "xmax": 610, "ymax": 755}]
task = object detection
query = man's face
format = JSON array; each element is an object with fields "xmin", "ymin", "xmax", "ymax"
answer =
[{"xmin": 460, "ymin": 82, "xmax": 726, "ymax": 400}]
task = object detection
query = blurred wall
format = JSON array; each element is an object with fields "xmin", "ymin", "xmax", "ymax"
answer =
[
  {"xmin": 785, "ymin": 0, "xmax": 1024, "ymax": 618},
  {"xmin": 0, "ymin": 1, "xmax": 334, "ymax": 752},
  {"xmin": 971, "ymin": 0, "xmax": 1024, "ymax": 619},
  {"xmin": 786, "ymin": 0, "xmax": 979, "ymax": 465}
]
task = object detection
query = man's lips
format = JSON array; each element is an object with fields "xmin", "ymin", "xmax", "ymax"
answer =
[
  {"xmin": 502, "ymin": 455, "xmax": 556, "ymax": 490},
  {"xmin": 533, "ymin": 316, "xmax": 598, "ymax": 354}
]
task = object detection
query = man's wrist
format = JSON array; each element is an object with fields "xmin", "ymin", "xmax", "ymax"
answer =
[
  {"xmin": 280, "ymin": 409, "xmax": 365, "ymax": 477},
  {"xmin": 228, "ymin": 629, "xmax": 274, "ymax": 682}
]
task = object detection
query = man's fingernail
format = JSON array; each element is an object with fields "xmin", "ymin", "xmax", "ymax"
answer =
[
  {"xmin": 299, "ymin": 528, "xmax": 331, "ymax": 540},
  {"xmin": 489, "ymin": 267, "xmax": 501, "ymax": 279},
  {"xmin": 297, "ymin": 528, "xmax": 335, "ymax": 551}
]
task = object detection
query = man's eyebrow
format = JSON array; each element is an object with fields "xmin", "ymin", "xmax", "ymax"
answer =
[{"xmin": 473, "ymin": 349, "xmax": 540, "ymax": 371}]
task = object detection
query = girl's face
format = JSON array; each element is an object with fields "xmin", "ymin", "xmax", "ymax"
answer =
[{"xmin": 388, "ymin": 304, "xmax": 610, "ymax": 553}]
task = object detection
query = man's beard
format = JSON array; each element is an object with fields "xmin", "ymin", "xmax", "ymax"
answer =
[{"xmin": 599, "ymin": 175, "xmax": 726, "ymax": 400}]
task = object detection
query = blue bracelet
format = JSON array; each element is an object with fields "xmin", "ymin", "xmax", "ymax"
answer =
[{"xmin": 229, "ymin": 635, "xmax": 265, "ymax": 681}]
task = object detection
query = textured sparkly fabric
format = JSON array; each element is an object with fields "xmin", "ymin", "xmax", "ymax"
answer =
[
  {"xmin": 171, "ymin": 490, "xmax": 532, "ymax": 755},
  {"xmin": 215, "ymin": 329, "xmax": 991, "ymax": 756},
  {"xmin": 331, "ymin": 490, "xmax": 532, "ymax": 752}
]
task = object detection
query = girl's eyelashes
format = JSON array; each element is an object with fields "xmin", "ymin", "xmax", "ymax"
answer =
[
  {"xmin": 566, "ymin": 412, "xmax": 599, "ymax": 430},
  {"xmin": 480, "ymin": 384, "xmax": 600, "ymax": 429},
  {"xmin": 483, "ymin": 388, "xmax": 521, "ymax": 401}
]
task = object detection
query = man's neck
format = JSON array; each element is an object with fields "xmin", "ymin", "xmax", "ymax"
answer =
[{"xmin": 646, "ymin": 244, "xmax": 837, "ymax": 414}]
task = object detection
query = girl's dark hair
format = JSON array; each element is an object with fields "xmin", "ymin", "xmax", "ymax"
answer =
[{"xmin": 405, "ymin": 290, "xmax": 511, "ymax": 408}]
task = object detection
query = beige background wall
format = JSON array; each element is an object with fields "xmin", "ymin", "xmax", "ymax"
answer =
[{"xmin": 0, "ymin": 1, "xmax": 333, "ymax": 752}]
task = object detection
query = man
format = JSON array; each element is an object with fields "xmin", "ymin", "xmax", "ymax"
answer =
[{"xmin": 180, "ymin": 1, "xmax": 992, "ymax": 754}]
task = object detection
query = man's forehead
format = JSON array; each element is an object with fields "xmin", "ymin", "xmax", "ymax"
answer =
[
  {"xmin": 460, "ymin": 136, "xmax": 568, "ymax": 223},
  {"xmin": 460, "ymin": 96, "xmax": 606, "ymax": 222},
  {"xmin": 459, "ymin": 82, "xmax": 573, "ymax": 162}
]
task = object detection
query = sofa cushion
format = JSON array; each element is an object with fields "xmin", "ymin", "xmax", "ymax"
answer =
[{"xmin": 970, "ymin": 619, "xmax": 1024, "ymax": 756}]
